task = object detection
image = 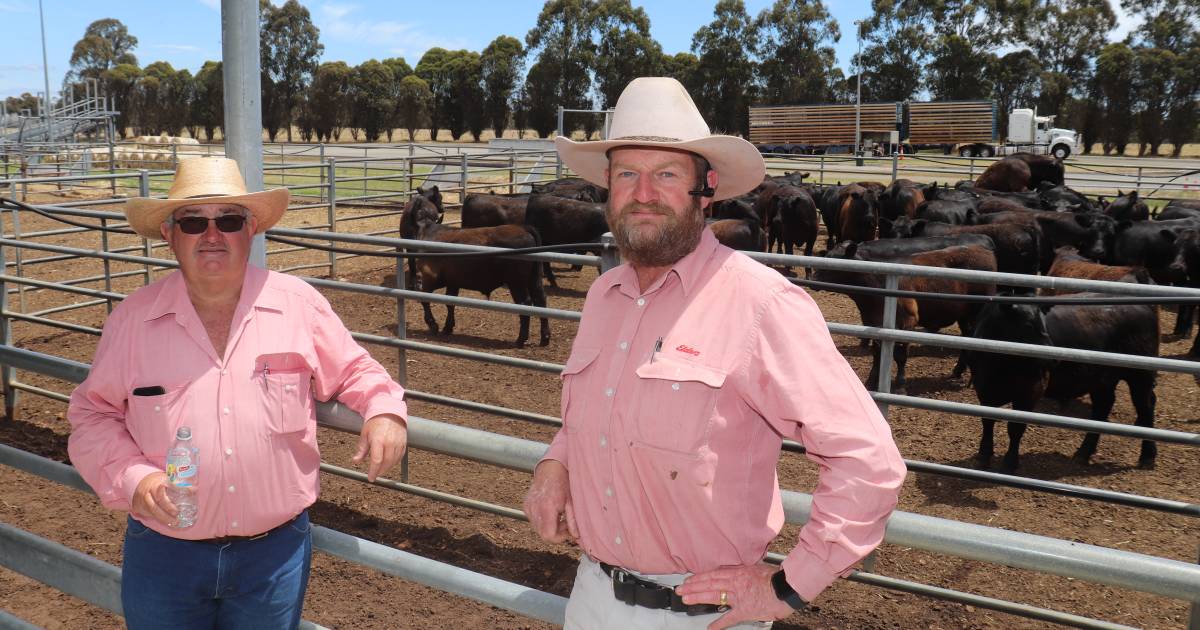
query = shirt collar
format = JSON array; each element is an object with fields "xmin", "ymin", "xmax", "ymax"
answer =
[
  {"xmin": 143, "ymin": 265, "xmax": 280, "ymax": 322},
  {"xmin": 600, "ymin": 228, "xmax": 721, "ymax": 299}
]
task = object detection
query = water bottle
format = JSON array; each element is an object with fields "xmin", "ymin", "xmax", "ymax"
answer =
[{"xmin": 165, "ymin": 426, "xmax": 198, "ymax": 528}]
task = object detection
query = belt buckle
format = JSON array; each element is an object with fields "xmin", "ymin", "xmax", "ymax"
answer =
[{"xmin": 610, "ymin": 568, "xmax": 636, "ymax": 606}]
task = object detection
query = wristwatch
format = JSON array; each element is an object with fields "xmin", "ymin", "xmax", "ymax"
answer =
[{"xmin": 771, "ymin": 569, "xmax": 809, "ymax": 611}]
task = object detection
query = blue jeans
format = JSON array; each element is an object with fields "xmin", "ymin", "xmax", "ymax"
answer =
[{"xmin": 121, "ymin": 511, "xmax": 312, "ymax": 630}]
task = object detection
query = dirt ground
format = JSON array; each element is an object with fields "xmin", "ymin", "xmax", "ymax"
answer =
[{"xmin": 0, "ymin": 189, "xmax": 1198, "ymax": 629}]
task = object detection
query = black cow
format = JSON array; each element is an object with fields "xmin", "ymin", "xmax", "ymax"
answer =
[
  {"xmin": 402, "ymin": 194, "xmax": 550, "ymax": 347},
  {"xmin": 885, "ymin": 217, "xmax": 1040, "ymax": 277},
  {"xmin": 981, "ymin": 211, "xmax": 1123, "ymax": 272},
  {"xmin": 1156, "ymin": 206, "xmax": 1200, "ymax": 222},
  {"xmin": 461, "ymin": 193, "xmax": 529, "ymax": 228},
  {"xmin": 968, "ymin": 299, "xmax": 1159, "ymax": 472},
  {"xmin": 708, "ymin": 219, "xmax": 765, "ymax": 252},
  {"xmin": 529, "ymin": 177, "xmax": 608, "ymax": 203},
  {"xmin": 1101, "ymin": 191, "xmax": 1149, "ymax": 222},
  {"xmin": 878, "ymin": 179, "xmax": 926, "ymax": 237},
  {"xmin": 759, "ymin": 185, "xmax": 818, "ymax": 270},
  {"xmin": 1037, "ymin": 182, "xmax": 1094, "ymax": 213},
  {"xmin": 523, "ymin": 194, "xmax": 609, "ymax": 286},
  {"xmin": 1110, "ymin": 218, "xmax": 1200, "ymax": 285},
  {"xmin": 831, "ymin": 183, "xmax": 879, "ymax": 244},
  {"xmin": 915, "ymin": 199, "xmax": 979, "ymax": 226}
]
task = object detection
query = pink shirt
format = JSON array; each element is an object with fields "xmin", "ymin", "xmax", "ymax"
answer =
[
  {"xmin": 543, "ymin": 229, "xmax": 906, "ymax": 602},
  {"xmin": 67, "ymin": 266, "xmax": 407, "ymax": 540}
]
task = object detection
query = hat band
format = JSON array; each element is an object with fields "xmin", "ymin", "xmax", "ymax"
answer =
[
  {"xmin": 183, "ymin": 192, "xmax": 248, "ymax": 200},
  {"xmin": 612, "ymin": 135, "xmax": 685, "ymax": 142}
]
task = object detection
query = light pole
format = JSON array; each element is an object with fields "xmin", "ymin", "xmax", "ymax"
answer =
[
  {"xmin": 38, "ymin": 0, "xmax": 53, "ymax": 126},
  {"xmin": 854, "ymin": 20, "xmax": 863, "ymax": 161}
]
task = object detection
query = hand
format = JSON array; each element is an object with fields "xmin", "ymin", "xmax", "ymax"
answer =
[
  {"xmin": 131, "ymin": 471, "xmax": 179, "ymax": 527},
  {"xmin": 353, "ymin": 413, "xmax": 408, "ymax": 482},
  {"xmin": 522, "ymin": 459, "xmax": 578, "ymax": 543},
  {"xmin": 676, "ymin": 563, "xmax": 797, "ymax": 630}
]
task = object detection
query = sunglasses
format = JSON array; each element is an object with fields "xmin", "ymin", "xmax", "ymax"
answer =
[{"xmin": 174, "ymin": 214, "xmax": 248, "ymax": 235}]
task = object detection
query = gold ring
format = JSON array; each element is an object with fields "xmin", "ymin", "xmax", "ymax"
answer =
[{"xmin": 719, "ymin": 591, "xmax": 728, "ymax": 607}]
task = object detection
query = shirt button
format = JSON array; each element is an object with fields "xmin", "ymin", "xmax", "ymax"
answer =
[
  {"xmin": 605, "ymin": 387, "xmax": 614, "ymax": 397},
  {"xmin": 600, "ymin": 435, "xmax": 607, "ymax": 447},
  {"xmin": 615, "ymin": 535, "xmax": 623, "ymax": 545},
  {"xmin": 671, "ymin": 383, "xmax": 680, "ymax": 391},
  {"xmin": 223, "ymin": 407, "xmax": 230, "ymax": 415},
  {"xmin": 231, "ymin": 521, "xmax": 238, "ymax": 528},
  {"xmin": 227, "ymin": 485, "xmax": 236, "ymax": 493},
  {"xmin": 605, "ymin": 486, "xmax": 613, "ymax": 497},
  {"xmin": 220, "ymin": 369, "xmax": 227, "ymax": 375},
  {"xmin": 618, "ymin": 341, "xmax": 628, "ymax": 351},
  {"xmin": 225, "ymin": 448, "xmax": 233, "ymax": 456},
  {"xmin": 153, "ymin": 405, "xmax": 161, "ymax": 412},
  {"xmin": 636, "ymin": 298, "xmax": 645, "ymax": 307}
]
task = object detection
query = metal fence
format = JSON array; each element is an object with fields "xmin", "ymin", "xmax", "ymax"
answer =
[{"xmin": 2, "ymin": 152, "xmax": 1200, "ymax": 627}]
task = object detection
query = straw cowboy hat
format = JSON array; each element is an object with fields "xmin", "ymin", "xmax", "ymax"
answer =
[
  {"xmin": 554, "ymin": 77, "xmax": 765, "ymax": 201},
  {"xmin": 124, "ymin": 156, "xmax": 289, "ymax": 240}
]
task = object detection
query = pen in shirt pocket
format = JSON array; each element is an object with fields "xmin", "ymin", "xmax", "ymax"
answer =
[{"xmin": 651, "ymin": 337, "xmax": 663, "ymax": 362}]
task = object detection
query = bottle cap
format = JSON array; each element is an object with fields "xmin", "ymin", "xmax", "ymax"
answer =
[{"xmin": 176, "ymin": 426, "xmax": 192, "ymax": 440}]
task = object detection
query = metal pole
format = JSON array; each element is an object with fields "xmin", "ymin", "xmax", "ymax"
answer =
[
  {"xmin": 819, "ymin": 154, "xmax": 825, "ymax": 185},
  {"xmin": 221, "ymin": 0, "xmax": 267, "ymax": 268},
  {"xmin": 0, "ymin": 209, "xmax": 15, "ymax": 420},
  {"xmin": 1135, "ymin": 166, "xmax": 1143, "ymax": 198},
  {"xmin": 600, "ymin": 233, "xmax": 620, "ymax": 273},
  {"xmin": 891, "ymin": 151, "xmax": 899, "ymax": 181},
  {"xmin": 1190, "ymin": 544, "xmax": 1200, "ymax": 630},
  {"xmin": 854, "ymin": 20, "xmax": 863, "ymax": 167},
  {"xmin": 327, "ymin": 158, "xmax": 337, "ymax": 277},
  {"xmin": 99, "ymin": 218, "xmax": 113, "ymax": 314},
  {"xmin": 555, "ymin": 107, "xmax": 564, "ymax": 179},
  {"xmin": 875, "ymin": 274, "xmax": 899, "ymax": 417},
  {"xmin": 395, "ymin": 242, "xmax": 409, "ymax": 483},
  {"xmin": 362, "ymin": 147, "xmax": 368, "ymax": 199},
  {"xmin": 37, "ymin": 0, "xmax": 52, "ymax": 131},
  {"xmin": 460, "ymin": 153, "xmax": 469, "ymax": 199},
  {"xmin": 10, "ymin": 204, "xmax": 24, "ymax": 315},
  {"xmin": 318, "ymin": 143, "xmax": 326, "ymax": 203},
  {"xmin": 139, "ymin": 170, "xmax": 152, "ymax": 285}
]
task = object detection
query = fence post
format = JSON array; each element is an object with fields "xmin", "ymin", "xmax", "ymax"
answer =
[
  {"xmin": 875, "ymin": 274, "xmax": 899, "ymax": 418},
  {"xmin": 600, "ymin": 233, "xmax": 620, "ymax": 274},
  {"xmin": 0, "ymin": 207, "xmax": 16, "ymax": 420},
  {"xmin": 327, "ymin": 158, "xmax": 338, "ymax": 278},
  {"xmin": 100, "ymin": 217, "xmax": 113, "ymax": 314},
  {"xmin": 107, "ymin": 133, "xmax": 116, "ymax": 197},
  {"xmin": 460, "ymin": 153, "xmax": 469, "ymax": 200},
  {"xmin": 1135, "ymin": 166, "xmax": 1144, "ymax": 198},
  {"xmin": 10, "ymin": 198, "xmax": 24, "ymax": 315},
  {"xmin": 508, "ymin": 155, "xmax": 515, "ymax": 195},
  {"xmin": 891, "ymin": 151, "xmax": 899, "ymax": 182},
  {"xmin": 362, "ymin": 147, "xmax": 368, "ymax": 199},
  {"xmin": 818, "ymin": 154, "xmax": 825, "ymax": 185},
  {"xmin": 1190, "ymin": 544, "xmax": 1200, "ymax": 630},
  {"xmin": 171, "ymin": 144, "xmax": 178, "ymax": 170},
  {"xmin": 318, "ymin": 143, "xmax": 326, "ymax": 203},
  {"xmin": 394, "ymin": 244, "xmax": 409, "ymax": 483},
  {"xmin": 968, "ymin": 157, "xmax": 976, "ymax": 180},
  {"xmin": 140, "ymin": 169, "xmax": 152, "ymax": 286}
]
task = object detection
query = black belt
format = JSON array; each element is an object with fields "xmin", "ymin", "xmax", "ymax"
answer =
[
  {"xmin": 198, "ymin": 512, "xmax": 303, "ymax": 545},
  {"xmin": 598, "ymin": 561, "xmax": 726, "ymax": 616}
]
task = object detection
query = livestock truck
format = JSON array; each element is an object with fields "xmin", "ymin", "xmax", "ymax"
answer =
[{"xmin": 748, "ymin": 100, "xmax": 1081, "ymax": 160}]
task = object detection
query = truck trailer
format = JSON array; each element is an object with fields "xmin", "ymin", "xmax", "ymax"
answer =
[{"xmin": 748, "ymin": 100, "xmax": 1080, "ymax": 159}]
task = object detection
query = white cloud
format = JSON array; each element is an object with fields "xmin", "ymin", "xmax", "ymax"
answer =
[
  {"xmin": 315, "ymin": 2, "xmax": 474, "ymax": 59},
  {"xmin": 197, "ymin": 0, "xmax": 219, "ymax": 9},
  {"xmin": 0, "ymin": 2, "xmax": 30, "ymax": 12}
]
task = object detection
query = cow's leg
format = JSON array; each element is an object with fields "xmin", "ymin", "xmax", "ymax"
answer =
[
  {"xmin": 531, "ymin": 275, "xmax": 551, "ymax": 347},
  {"xmin": 865, "ymin": 342, "xmax": 881, "ymax": 391},
  {"xmin": 509, "ymin": 283, "xmax": 531, "ymax": 348},
  {"xmin": 1074, "ymin": 383, "xmax": 1117, "ymax": 465},
  {"xmin": 803, "ymin": 237, "xmax": 816, "ymax": 279},
  {"xmin": 421, "ymin": 300, "xmax": 438, "ymax": 334},
  {"xmin": 441, "ymin": 287, "xmax": 459, "ymax": 336},
  {"xmin": 1129, "ymin": 374, "xmax": 1158, "ymax": 469},
  {"xmin": 1173, "ymin": 304, "xmax": 1194, "ymax": 336},
  {"xmin": 978, "ymin": 418, "xmax": 995, "ymax": 470},
  {"xmin": 892, "ymin": 343, "xmax": 909, "ymax": 396},
  {"xmin": 543, "ymin": 262, "xmax": 558, "ymax": 288},
  {"xmin": 1001, "ymin": 420, "xmax": 1028, "ymax": 474},
  {"xmin": 1190, "ymin": 332, "xmax": 1200, "ymax": 358}
]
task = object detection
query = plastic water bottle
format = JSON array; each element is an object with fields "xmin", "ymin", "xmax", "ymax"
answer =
[{"xmin": 165, "ymin": 426, "xmax": 198, "ymax": 528}]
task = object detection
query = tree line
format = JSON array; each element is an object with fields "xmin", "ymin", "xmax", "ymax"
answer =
[{"xmin": 6, "ymin": 0, "xmax": 1197, "ymax": 156}]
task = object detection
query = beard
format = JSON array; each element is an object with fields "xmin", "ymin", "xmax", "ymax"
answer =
[{"xmin": 607, "ymin": 198, "xmax": 706, "ymax": 268}]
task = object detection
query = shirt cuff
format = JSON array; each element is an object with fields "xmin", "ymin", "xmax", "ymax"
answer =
[
  {"xmin": 119, "ymin": 462, "xmax": 163, "ymax": 509},
  {"xmin": 541, "ymin": 430, "xmax": 568, "ymax": 468},
  {"xmin": 362, "ymin": 398, "xmax": 408, "ymax": 427},
  {"xmin": 780, "ymin": 549, "xmax": 842, "ymax": 603}
]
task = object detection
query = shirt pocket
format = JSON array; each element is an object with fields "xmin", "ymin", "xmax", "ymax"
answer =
[
  {"xmin": 628, "ymin": 441, "xmax": 722, "ymax": 561},
  {"xmin": 633, "ymin": 357, "xmax": 727, "ymax": 451},
  {"xmin": 125, "ymin": 383, "xmax": 189, "ymax": 466},
  {"xmin": 559, "ymin": 346, "xmax": 602, "ymax": 433},
  {"xmin": 254, "ymin": 353, "xmax": 314, "ymax": 435}
]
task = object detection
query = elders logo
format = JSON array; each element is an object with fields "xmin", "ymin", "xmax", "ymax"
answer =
[{"xmin": 675, "ymin": 344, "xmax": 700, "ymax": 357}]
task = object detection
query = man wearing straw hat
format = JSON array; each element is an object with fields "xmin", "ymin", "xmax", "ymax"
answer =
[
  {"xmin": 67, "ymin": 156, "xmax": 408, "ymax": 629},
  {"xmin": 523, "ymin": 78, "xmax": 906, "ymax": 629}
]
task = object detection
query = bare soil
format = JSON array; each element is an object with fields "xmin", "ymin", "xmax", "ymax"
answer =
[{"xmin": 0, "ymin": 190, "xmax": 1197, "ymax": 629}]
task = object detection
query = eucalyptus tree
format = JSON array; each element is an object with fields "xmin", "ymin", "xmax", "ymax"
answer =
[{"xmin": 691, "ymin": 0, "xmax": 758, "ymax": 135}]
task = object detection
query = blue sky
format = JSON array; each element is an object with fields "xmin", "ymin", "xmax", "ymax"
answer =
[{"xmin": 0, "ymin": 0, "xmax": 1141, "ymax": 101}]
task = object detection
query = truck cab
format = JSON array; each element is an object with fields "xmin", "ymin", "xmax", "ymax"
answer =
[{"xmin": 1008, "ymin": 108, "xmax": 1080, "ymax": 159}]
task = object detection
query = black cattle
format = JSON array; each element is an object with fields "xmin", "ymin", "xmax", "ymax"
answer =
[
  {"xmin": 955, "ymin": 185, "xmax": 1043, "ymax": 209},
  {"xmin": 1109, "ymin": 218, "xmax": 1200, "ymax": 285},
  {"xmin": 813, "ymin": 185, "xmax": 842, "ymax": 245},
  {"xmin": 1037, "ymin": 183, "xmax": 1095, "ymax": 213},
  {"xmin": 1101, "ymin": 191, "xmax": 1149, "ymax": 222},
  {"xmin": 817, "ymin": 241, "xmax": 997, "ymax": 393},
  {"xmin": 981, "ymin": 211, "xmax": 1123, "ymax": 272},
  {"xmin": 415, "ymin": 185, "xmax": 444, "ymax": 213},
  {"xmin": 759, "ymin": 185, "xmax": 818, "ymax": 270},
  {"xmin": 975, "ymin": 153, "xmax": 1065, "ymax": 192},
  {"xmin": 968, "ymin": 299, "xmax": 1159, "ymax": 472},
  {"xmin": 714, "ymin": 195, "xmax": 759, "ymax": 222},
  {"xmin": 708, "ymin": 218, "xmax": 765, "ymax": 252},
  {"xmin": 915, "ymin": 199, "xmax": 979, "ymax": 226},
  {"xmin": 977, "ymin": 196, "xmax": 1036, "ymax": 215},
  {"xmin": 523, "ymin": 194, "xmax": 609, "ymax": 286},
  {"xmin": 1156, "ymin": 206, "xmax": 1200, "ymax": 221},
  {"xmin": 886, "ymin": 218, "xmax": 1040, "ymax": 277},
  {"xmin": 401, "ymin": 194, "xmax": 550, "ymax": 347},
  {"xmin": 461, "ymin": 193, "xmax": 529, "ymax": 228},
  {"xmin": 529, "ymin": 177, "xmax": 607, "ymax": 203},
  {"xmin": 831, "ymin": 183, "xmax": 879, "ymax": 244}
]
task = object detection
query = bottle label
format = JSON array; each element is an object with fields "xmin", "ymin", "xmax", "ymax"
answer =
[{"xmin": 167, "ymin": 453, "xmax": 197, "ymax": 488}]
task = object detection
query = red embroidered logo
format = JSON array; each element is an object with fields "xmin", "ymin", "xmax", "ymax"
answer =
[{"xmin": 675, "ymin": 344, "xmax": 700, "ymax": 357}]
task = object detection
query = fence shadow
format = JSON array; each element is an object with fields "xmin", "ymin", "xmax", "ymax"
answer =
[{"xmin": 0, "ymin": 416, "xmax": 69, "ymax": 462}]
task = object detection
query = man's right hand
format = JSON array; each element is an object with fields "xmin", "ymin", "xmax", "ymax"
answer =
[
  {"xmin": 131, "ymin": 472, "xmax": 179, "ymax": 526},
  {"xmin": 523, "ymin": 460, "xmax": 578, "ymax": 543}
]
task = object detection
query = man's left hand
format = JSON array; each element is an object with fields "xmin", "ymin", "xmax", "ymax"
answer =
[
  {"xmin": 676, "ymin": 563, "xmax": 796, "ymax": 630},
  {"xmin": 353, "ymin": 413, "xmax": 408, "ymax": 482}
]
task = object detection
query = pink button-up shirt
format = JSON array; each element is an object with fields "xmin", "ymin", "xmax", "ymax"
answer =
[
  {"xmin": 543, "ymin": 229, "xmax": 906, "ymax": 602},
  {"xmin": 67, "ymin": 266, "xmax": 407, "ymax": 540}
]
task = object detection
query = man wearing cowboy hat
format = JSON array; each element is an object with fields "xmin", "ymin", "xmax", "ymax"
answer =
[
  {"xmin": 67, "ymin": 156, "xmax": 408, "ymax": 629},
  {"xmin": 523, "ymin": 77, "xmax": 906, "ymax": 629}
]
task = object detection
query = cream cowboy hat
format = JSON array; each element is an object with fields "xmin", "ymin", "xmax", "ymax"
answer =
[
  {"xmin": 554, "ymin": 77, "xmax": 765, "ymax": 201},
  {"xmin": 124, "ymin": 156, "xmax": 289, "ymax": 240}
]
